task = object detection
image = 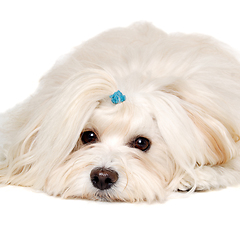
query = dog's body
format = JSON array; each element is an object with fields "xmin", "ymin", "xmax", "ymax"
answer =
[{"xmin": 1, "ymin": 22, "xmax": 240, "ymax": 202}]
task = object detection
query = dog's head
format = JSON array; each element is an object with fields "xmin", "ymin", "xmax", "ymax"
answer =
[
  {"xmin": 38, "ymin": 69, "xmax": 176, "ymax": 202},
  {"xmin": 2, "ymin": 23, "xmax": 240, "ymax": 202}
]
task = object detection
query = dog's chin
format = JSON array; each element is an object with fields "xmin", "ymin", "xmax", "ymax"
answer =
[{"xmin": 67, "ymin": 190, "xmax": 124, "ymax": 202}]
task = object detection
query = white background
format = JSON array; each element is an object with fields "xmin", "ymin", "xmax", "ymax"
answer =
[{"xmin": 0, "ymin": 1, "xmax": 240, "ymax": 239}]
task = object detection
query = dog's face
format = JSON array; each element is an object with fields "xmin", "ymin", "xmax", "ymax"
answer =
[{"xmin": 45, "ymin": 95, "xmax": 174, "ymax": 202}]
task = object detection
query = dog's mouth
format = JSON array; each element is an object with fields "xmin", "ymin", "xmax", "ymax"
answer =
[
  {"xmin": 94, "ymin": 191, "xmax": 112, "ymax": 201},
  {"xmin": 93, "ymin": 190, "xmax": 123, "ymax": 202}
]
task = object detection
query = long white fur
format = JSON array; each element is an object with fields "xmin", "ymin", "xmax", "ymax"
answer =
[{"xmin": 1, "ymin": 22, "xmax": 240, "ymax": 202}]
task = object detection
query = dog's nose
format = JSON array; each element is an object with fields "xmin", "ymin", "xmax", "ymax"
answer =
[{"xmin": 90, "ymin": 167, "xmax": 118, "ymax": 190}]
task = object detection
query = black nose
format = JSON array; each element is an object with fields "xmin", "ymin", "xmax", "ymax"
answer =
[{"xmin": 90, "ymin": 167, "xmax": 118, "ymax": 190}]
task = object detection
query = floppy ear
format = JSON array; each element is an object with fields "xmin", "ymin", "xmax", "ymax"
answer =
[
  {"xmin": 149, "ymin": 92, "xmax": 205, "ymax": 172},
  {"xmin": 185, "ymin": 105, "xmax": 239, "ymax": 166},
  {"xmin": 0, "ymin": 69, "xmax": 117, "ymax": 188},
  {"xmin": 162, "ymin": 84, "xmax": 240, "ymax": 167}
]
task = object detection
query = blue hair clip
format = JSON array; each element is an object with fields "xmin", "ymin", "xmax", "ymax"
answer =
[{"xmin": 110, "ymin": 90, "xmax": 126, "ymax": 104}]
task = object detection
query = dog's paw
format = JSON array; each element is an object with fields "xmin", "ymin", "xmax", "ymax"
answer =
[
  {"xmin": 177, "ymin": 177, "xmax": 195, "ymax": 192},
  {"xmin": 177, "ymin": 168, "xmax": 214, "ymax": 192}
]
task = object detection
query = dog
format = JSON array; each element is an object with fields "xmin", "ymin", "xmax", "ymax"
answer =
[{"xmin": 0, "ymin": 22, "xmax": 240, "ymax": 202}]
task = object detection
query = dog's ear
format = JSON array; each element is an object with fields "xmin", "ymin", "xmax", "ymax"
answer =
[
  {"xmin": 162, "ymin": 84, "xmax": 239, "ymax": 166},
  {"xmin": 0, "ymin": 69, "xmax": 117, "ymax": 187},
  {"xmin": 185, "ymin": 106, "xmax": 239, "ymax": 166}
]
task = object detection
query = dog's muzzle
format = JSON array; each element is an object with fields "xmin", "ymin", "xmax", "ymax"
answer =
[{"xmin": 90, "ymin": 167, "xmax": 118, "ymax": 190}]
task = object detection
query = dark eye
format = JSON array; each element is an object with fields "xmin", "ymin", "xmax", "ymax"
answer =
[
  {"xmin": 81, "ymin": 131, "xmax": 98, "ymax": 144},
  {"xmin": 133, "ymin": 137, "xmax": 151, "ymax": 152}
]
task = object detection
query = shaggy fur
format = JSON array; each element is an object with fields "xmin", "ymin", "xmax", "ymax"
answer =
[{"xmin": 1, "ymin": 22, "xmax": 240, "ymax": 202}]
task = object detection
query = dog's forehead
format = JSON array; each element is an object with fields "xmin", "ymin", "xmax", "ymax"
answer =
[{"xmin": 89, "ymin": 102, "xmax": 156, "ymax": 137}]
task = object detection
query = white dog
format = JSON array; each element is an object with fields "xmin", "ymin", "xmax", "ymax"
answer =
[{"xmin": 1, "ymin": 22, "xmax": 240, "ymax": 202}]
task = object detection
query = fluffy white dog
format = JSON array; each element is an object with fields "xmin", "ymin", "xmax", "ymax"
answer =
[{"xmin": 1, "ymin": 22, "xmax": 240, "ymax": 202}]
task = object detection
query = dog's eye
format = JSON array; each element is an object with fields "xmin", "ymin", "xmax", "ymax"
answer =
[
  {"xmin": 81, "ymin": 131, "xmax": 98, "ymax": 144},
  {"xmin": 133, "ymin": 137, "xmax": 151, "ymax": 152}
]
